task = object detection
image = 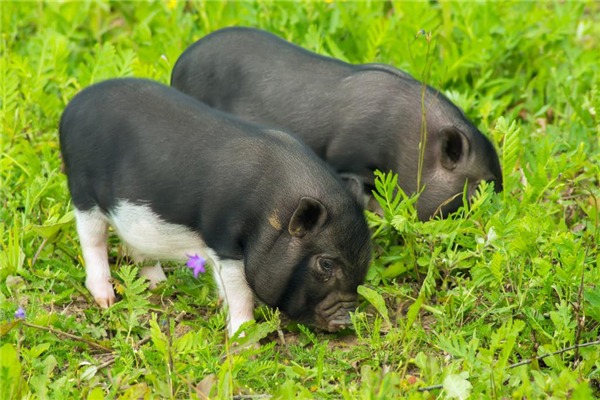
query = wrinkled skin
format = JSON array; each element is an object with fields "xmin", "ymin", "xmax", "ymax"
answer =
[{"xmin": 172, "ymin": 27, "xmax": 503, "ymax": 220}]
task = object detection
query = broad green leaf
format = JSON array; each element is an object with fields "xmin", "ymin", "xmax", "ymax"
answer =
[
  {"xmin": 584, "ymin": 286, "xmax": 600, "ymax": 323},
  {"xmin": 87, "ymin": 387, "xmax": 105, "ymax": 400},
  {"xmin": 230, "ymin": 320, "xmax": 277, "ymax": 349},
  {"xmin": 357, "ymin": 285, "xmax": 391, "ymax": 328},
  {"xmin": 32, "ymin": 211, "xmax": 74, "ymax": 239},
  {"xmin": 443, "ymin": 372, "xmax": 472, "ymax": 400},
  {"xmin": 381, "ymin": 261, "xmax": 410, "ymax": 278},
  {"xmin": 118, "ymin": 383, "xmax": 150, "ymax": 400},
  {"xmin": 80, "ymin": 365, "xmax": 98, "ymax": 381},
  {"xmin": 496, "ymin": 116, "xmax": 520, "ymax": 199},
  {"xmin": 0, "ymin": 343, "xmax": 27, "ymax": 400},
  {"xmin": 26, "ymin": 342, "xmax": 51, "ymax": 359},
  {"xmin": 149, "ymin": 314, "xmax": 168, "ymax": 359}
]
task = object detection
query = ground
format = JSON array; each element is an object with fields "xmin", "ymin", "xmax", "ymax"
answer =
[{"xmin": 1, "ymin": 1, "xmax": 599, "ymax": 399}]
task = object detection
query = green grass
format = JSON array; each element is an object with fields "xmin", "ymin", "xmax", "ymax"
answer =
[{"xmin": 1, "ymin": 1, "xmax": 599, "ymax": 398}]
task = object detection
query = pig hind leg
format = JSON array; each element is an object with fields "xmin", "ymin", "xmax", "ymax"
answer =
[
  {"xmin": 139, "ymin": 262, "xmax": 167, "ymax": 289},
  {"xmin": 75, "ymin": 207, "xmax": 116, "ymax": 308}
]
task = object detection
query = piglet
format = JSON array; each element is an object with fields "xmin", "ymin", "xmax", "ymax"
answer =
[
  {"xmin": 59, "ymin": 78, "xmax": 372, "ymax": 336},
  {"xmin": 171, "ymin": 27, "xmax": 503, "ymax": 220}
]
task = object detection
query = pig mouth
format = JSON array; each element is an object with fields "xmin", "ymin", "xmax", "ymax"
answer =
[{"xmin": 312, "ymin": 292, "xmax": 358, "ymax": 332}]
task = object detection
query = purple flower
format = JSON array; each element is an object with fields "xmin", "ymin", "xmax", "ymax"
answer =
[
  {"xmin": 14, "ymin": 307, "xmax": 25, "ymax": 320},
  {"xmin": 186, "ymin": 254, "xmax": 206, "ymax": 278}
]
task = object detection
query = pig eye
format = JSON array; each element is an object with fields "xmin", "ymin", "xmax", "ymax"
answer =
[{"xmin": 318, "ymin": 258, "xmax": 335, "ymax": 274}]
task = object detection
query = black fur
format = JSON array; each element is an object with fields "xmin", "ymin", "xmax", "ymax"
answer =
[
  {"xmin": 171, "ymin": 27, "xmax": 503, "ymax": 220},
  {"xmin": 59, "ymin": 78, "xmax": 371, "ymax": 329}
]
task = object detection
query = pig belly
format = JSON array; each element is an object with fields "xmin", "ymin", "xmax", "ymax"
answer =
[
  {"xmin": 75, "ymin": 201, "xmax": 255, "ymax": 336},
  {"xmin": 107, "ymin": 200, "xmax": 212, "ymax": 262}
]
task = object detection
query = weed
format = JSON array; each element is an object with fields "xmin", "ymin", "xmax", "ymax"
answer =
[{"xmin": 1, "ymin": 1, "xmax": 599, "ymax": 398}]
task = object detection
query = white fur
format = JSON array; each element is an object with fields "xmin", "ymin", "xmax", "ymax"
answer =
[
  {"xmin": 214, "ymin": 259, "xmax": 255, "ymax": 336},
  {"xmin": 75, "ymin": 201, "xmax": 255, "ymax": 336},
  {"xmin": 139, "ymin": 262, "xmax": 167, "ymax": 289},
  {"xmin": 75, "ymin": 208, "xmax": 115, "ymax": 308},
  {"xmin": 108, "ymin": 201, "xmax": 209, "ymax": 262}
]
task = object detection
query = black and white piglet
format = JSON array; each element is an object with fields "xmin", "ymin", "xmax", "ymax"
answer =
[
  {"xmin": 59, "ymin": 78, "xmax": 371, "ymax": 336},
  {"xmin": 171, "ymin": 27, "xmax": 503, "ymax": 220}
]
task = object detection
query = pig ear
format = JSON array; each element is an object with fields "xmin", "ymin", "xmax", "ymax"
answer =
[
  {"xmin": 289, "ymin": 197, "xmax": 328, "ymax": 237},
  {"xmin": 339, "ymin": 173, "xmax": 367, "ymax": 207},
  {"xmin": 440, "ymin": 128, "xmax": 469, "ymax": 170}
]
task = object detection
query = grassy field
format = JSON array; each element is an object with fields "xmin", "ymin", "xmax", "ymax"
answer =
[{"xmin": 1, "ymin": 1, "xmax": 599, "ymax": 398}]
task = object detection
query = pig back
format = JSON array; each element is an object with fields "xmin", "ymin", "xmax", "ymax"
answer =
[{"xmin": 59, "ymin": 78, "xmax": 368, "ymax": 260}]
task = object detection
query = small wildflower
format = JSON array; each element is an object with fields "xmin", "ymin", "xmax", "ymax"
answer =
[
  {"xmin": 14, "ymin": 307, "xmax": 25, "ymax": 320},
  {"xmin": 186, "ymin": 254, "xmax": 206, "ymax": 278}
]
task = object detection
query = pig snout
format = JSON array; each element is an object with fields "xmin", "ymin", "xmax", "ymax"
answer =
[{"xmin": 314, "ymin": 292, "xmax": 358, "ymax": 332}]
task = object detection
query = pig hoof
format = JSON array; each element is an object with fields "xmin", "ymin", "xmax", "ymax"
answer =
[
  {"xmin": 228, "ymin": 321, "xmax": 249, "ymax": 338},
  {"xmin": 94, "ymin": 295, "xmax": 116, "ymax": 309},
  {"xmin": 87, "ymin": 280, "xmax": 116, "ymax": 308}
]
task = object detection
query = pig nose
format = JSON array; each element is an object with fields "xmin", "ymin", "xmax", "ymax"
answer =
[
  {"xmin": 315, "ymin": 292, "xmax": 357, "ymax": 331},
  {"xmin": 326, "ymin": 313, "xmax": 353, "ymax": 332}
]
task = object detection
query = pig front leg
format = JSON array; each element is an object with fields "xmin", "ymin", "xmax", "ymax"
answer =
[
  {"xmin": 75, "ymin": 208, "xmax": 116, "ymax": 308},
  {"xmin": 213, "ymin": 259, "xmax": 255, "ymax": 336}
]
